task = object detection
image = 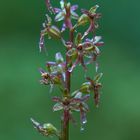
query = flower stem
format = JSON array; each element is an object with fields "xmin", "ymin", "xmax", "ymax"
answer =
[
  {"xmin": 61, "ymin": 53, "xmax": 70, "ymax": 140},
  {"xmin": 61, "ymin": 25, "xmax": 75, "ymax": 140}
]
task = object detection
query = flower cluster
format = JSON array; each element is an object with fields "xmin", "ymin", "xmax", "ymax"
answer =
[{"xmin": 31, "ymin": 0, "xmax": 104, "ymax": 139}]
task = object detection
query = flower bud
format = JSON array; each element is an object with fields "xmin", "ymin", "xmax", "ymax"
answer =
[
  {"xmin": 77, "ymin": 14, "xmax": 90, "ymax": 26},
  {"xmin": 31, "ymin": 118, "xmax": 59, "ymax": 137},
  {"xmin": 75, "ymin": 33, "xmax": 82, "ymax": 46},
  {"xmin": 43, "ymin": 123, "xmax": 58, "ymax": 136},
  {"xmin": 89, "ymin": 5, "xmax": 99, "ymax": 14},
  {"xmin": 79, "ymin": 82, "xmax": 92, "ymax": 93},
  {"xmin": 67, "ymin": 48, "xmax": 78, "ymax": 60},
  {"xmin": 47, "ymin": 26, "xmax": 61, "ymax": 39}
]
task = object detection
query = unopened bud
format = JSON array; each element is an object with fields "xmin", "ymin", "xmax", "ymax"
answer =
[
  {"xmin": 31, "ymin": 118, "xmax": 59, "ymax": 137},
  {"xmin": 89, "ymin": 5, "xmax": 99, "ymax": 14},
  {"xmin": 47, "ymin": 26, "xmax": 61, "ymax": 39},
  {"xmin": 75, "ymin": 33, "xmax": 82, "ymax": 46},
  {"xmin": 43, "ymin": 123, "xmax": 58, "ymax": 136},
  {"xmin": 67, "ymin": 48, "xmax": 78, "ymax": 60},
  {"xmin": 79, "ymin": 82, "xmax": 92, "ymax": 93},
  {"xmin": 77, "ymin": 14, "xmax": 90, "ymax": 26}
]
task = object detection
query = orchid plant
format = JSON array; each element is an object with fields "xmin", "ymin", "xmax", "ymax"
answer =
[{"xmin": 31, "ymin": 0, "xmax": 104, "ymax": 140}]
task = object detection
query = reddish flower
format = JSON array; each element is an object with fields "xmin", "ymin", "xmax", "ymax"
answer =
[
  {"xmin": 78, "ymin": 5, "xmax": 101, "ymax": 39},
  {"xmin": 39, "ymin": 15, "xmax": 61, "ymax": 52},
  {"xmin": 54, "ymin": 0, "xmax": 79, "ymax": 31},
  {"xmin": 66, "ymin": 35, "xmax": 103, "ymax": 72},
  {"xmin": 52, "ymin": 92, "xmax": 90, "ymax": 127}
]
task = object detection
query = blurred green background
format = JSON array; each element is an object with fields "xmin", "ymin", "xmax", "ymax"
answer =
[{"xmin": 0, "ymin": 0, "xmax": 140, "ymax": 140}]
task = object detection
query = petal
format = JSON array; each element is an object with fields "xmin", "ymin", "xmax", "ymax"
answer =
[
  {"xmin": 39, "ymin": 34, "xmax": 45, "ymax": 52},
  {"xmin": 55, "ymin": 12, "xmax": 65, "ymax": 22},
  {"xmin": 82, "ymin": 102, "xmax": 89, "ymax": 112},
  {"xmin": 93, "ymin": 36, "xmax": 102, "ymax": 44},
  {"xmin": 71, "ymin": 11, "xmax": 79, "ymax": 19},
  {"xmin": 39, "ymin": 68, "xmax": 46, "ymax": 74},
  {"xmin": 81, "ymin": 95, "xmax": 90, "ymax": 102},
  {"xmin": 80, "ymin": 111, "xmax": 87, "ymax": 124},
  {"xmin": 54, "ymin": 8, "xmax": 61, "ymax": 13},
  {"xmin": 46, "ymin": 14, "xmax": 52, "ymax": 25},
  {"xmin": 71, "ymin": 5, "xmax": 78, "ymax": 11},
  {"xmin": 74, "ymin": 92, "xmax": 82, "ymax": 98},
  {"xmin": 55, "ymin": 52, "xmax": 64, "ymax": 63},
  {"xmin": 53, "ymin": 102, "xmax": 63, "ymax": 111},
  {"xmin": 85, "ymin": 38, "xmax": 92, "ymax": 43},
  {"xmin": 94, "ymin": 46, "xmax": 100, "ymax": 55},
  {"xmin": 30, "ymin": 118, "xmax": 41, "ymax": 129},
  {"xmin": 60, "ymin": 0, "xmax": 65, "ymax": 9},
  {"xmin": 52, "ymin": 96, "xmax": 62, "ymax": 102},
  {"xmin": 68, "ymin": 55, "xmax": 80, "ymax": 72},
  {"xmin": 61, "ymin": 23, "xmax": 66, "ymax": 32}
]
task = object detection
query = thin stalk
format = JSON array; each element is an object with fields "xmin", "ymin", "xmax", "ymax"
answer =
[
  {"xmin": 61, "ymin": 26, "xmax": 74, "ymax": 140},
  {"xmin": 61, "ymin": 53, "xmax": 70, "ymax": 140}
]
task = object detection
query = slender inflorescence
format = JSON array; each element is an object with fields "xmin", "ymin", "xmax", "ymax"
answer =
[{"xmin": 31, "ymin": 0, "xmax": 104, "ymax": 140}]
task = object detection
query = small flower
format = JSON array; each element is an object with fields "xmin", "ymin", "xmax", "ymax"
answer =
[
  {"xmin": 46, "ymin": 52, "xmax": 66, "ymax": 82},
  {"xmin": 86, "ymin": 73, "xmax": 103, "ymax": 107},
  {"xmin": 77, "ymin": 5, "xmax": 101, "ymax": 39},
  {"xmin": 39, "ymin": 15, "xmax": 61, "ymax": 52},
  {"xmin": 30, "ymin": 118, "xmax": 60, "ymax": 137},
  {"xmin": 54, "ymin": 0, "xmax": 79, "ymax": 31},
  {"xmin": 84, "ymin": 36, "xmax": 104, "ymax": 64},
  {"xmin": 39, "ymin": 68, "xmax": 62, "ymax": 93},
  {"xmin": 52, "ymin": 92, "xmax": 90, "ymax": 127},
  {"xmin": 73, "ymin": 73, "xmax": 103, "ymax": 107},
  {"xmin": 67, "ymin": 35, "xmax": 103, "ymax": 72}
]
